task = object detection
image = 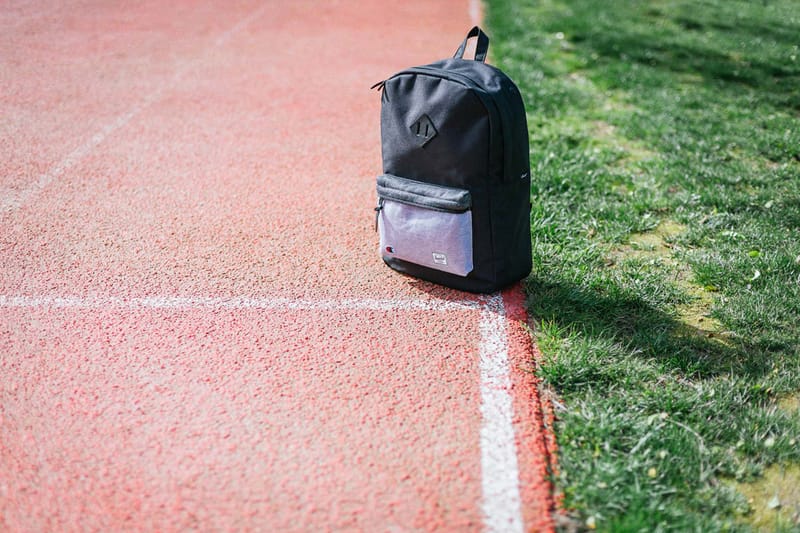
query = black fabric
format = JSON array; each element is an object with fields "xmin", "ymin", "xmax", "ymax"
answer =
[{"xmin": 375, "ymin": 26, "xmax": 531, "ymax": 293}]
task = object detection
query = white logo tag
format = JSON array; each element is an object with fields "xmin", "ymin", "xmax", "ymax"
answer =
[{"xmin": 432, "ymin": 252, "xmax": 448, "ymax": 265}]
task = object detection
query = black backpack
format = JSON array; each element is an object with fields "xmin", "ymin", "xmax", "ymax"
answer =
[{"xmin": 373, "ymin": 26, "xmax": 531, "ymax": 293}]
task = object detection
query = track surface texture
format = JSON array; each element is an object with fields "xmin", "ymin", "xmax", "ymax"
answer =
[{"xmin": 0, "ymin": 1, "xmax": 555, "ymax": 531}]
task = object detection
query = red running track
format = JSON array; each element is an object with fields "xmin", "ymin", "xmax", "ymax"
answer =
[{"xmin": 0, "ymin": 1, "xmax": 556, "ymax": 531}]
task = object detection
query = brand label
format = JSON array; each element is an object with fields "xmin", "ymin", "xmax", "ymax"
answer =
[{"xmin": 432, "ymin": 252, "xmax": 448, "ymax": 265}]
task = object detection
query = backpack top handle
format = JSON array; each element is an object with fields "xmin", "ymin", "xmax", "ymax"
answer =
[{"xmin": 453, "ymin": 26, "xmax": 490, "ymax": 63}]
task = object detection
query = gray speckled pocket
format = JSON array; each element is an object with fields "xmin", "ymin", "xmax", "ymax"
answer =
[{"xmin": 377, "ymin": 175, "xmax": 473, "ymax": 277}]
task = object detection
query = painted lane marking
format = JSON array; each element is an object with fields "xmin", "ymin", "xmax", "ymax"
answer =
[
  {"xmin": 0, "ymin": 3, "xmax": 270, "ymax": 215},
  {"xmin": 469, "ymin": 0, "xmax": 482, "ymax": 26},
  {"xmin": 0, "ymin": 294, "xmax": 480, "ymax": 312},
  {"xmin": 479, "ymin": 293, "xmax": 524, "ymax": 533},
  {"xmin": 1, "ymin": 95, "xmax": 160, "ymax": 214},
  {"xmin": 1, "ymin": 291, "xmax": 526, "ymax": 529}
]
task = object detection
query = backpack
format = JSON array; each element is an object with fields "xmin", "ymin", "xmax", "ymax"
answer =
[{"xmin": 373, "ymin": 26, "xmax": 532, "ymax": 293}]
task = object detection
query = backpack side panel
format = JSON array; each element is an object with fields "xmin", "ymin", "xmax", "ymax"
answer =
[{"xmin": 436, "ymin": 59, "xmax": 532, "ymax": 288}]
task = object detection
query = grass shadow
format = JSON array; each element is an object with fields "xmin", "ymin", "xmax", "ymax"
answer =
[
  {"xmin": 565, "ymin": 3, "xmax": 800, "ymax": 113},
  {"xmin": 525, "ymin": 276, "xmax": 774, "ymax": 381}
]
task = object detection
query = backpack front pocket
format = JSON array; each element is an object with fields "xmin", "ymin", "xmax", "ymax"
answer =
[{"xmin": 376, "ymin": 174, "xmax": 473, "ymax": 277}]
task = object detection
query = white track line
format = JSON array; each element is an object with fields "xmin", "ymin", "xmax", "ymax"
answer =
[
  {"xmin": 463, "ymin": 3, "xmax": 522, "ymax": 529},
  {"xmin": 0, "ymin": 294, "xmax": 480, "ymax": 312},
  {"xmin": 479, "ymin": 293, "xmax": 524, "ymax": 533},
  {"xmin": 0, "ymin": 3, "xmax": 269, "ymax": 215},
  {"xmin": 469, "ymin": 0, "xmax": 482, "ymax": 26}
]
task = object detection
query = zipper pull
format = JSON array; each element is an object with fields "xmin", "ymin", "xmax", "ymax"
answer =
[
  {"xmin": 370, "ymin": 80, "xmax": 388, "ymax": 103},
  {"xmin": 374, "ymin": 198, "xmax": 383, "ymax": 232}
]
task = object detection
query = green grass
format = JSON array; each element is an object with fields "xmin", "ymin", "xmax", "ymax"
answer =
[{"xmin": 485, "ymin": 0, "xmax": 800, "ymax": 530}]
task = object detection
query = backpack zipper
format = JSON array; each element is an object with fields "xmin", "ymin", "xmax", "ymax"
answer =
[
  {"xmin": 370, "ymin": 79, "xmax": 388, "ymax": 102},
  {"xmin": 374, "ymin": 198, "xmax": 384, "ymax": 232}
]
